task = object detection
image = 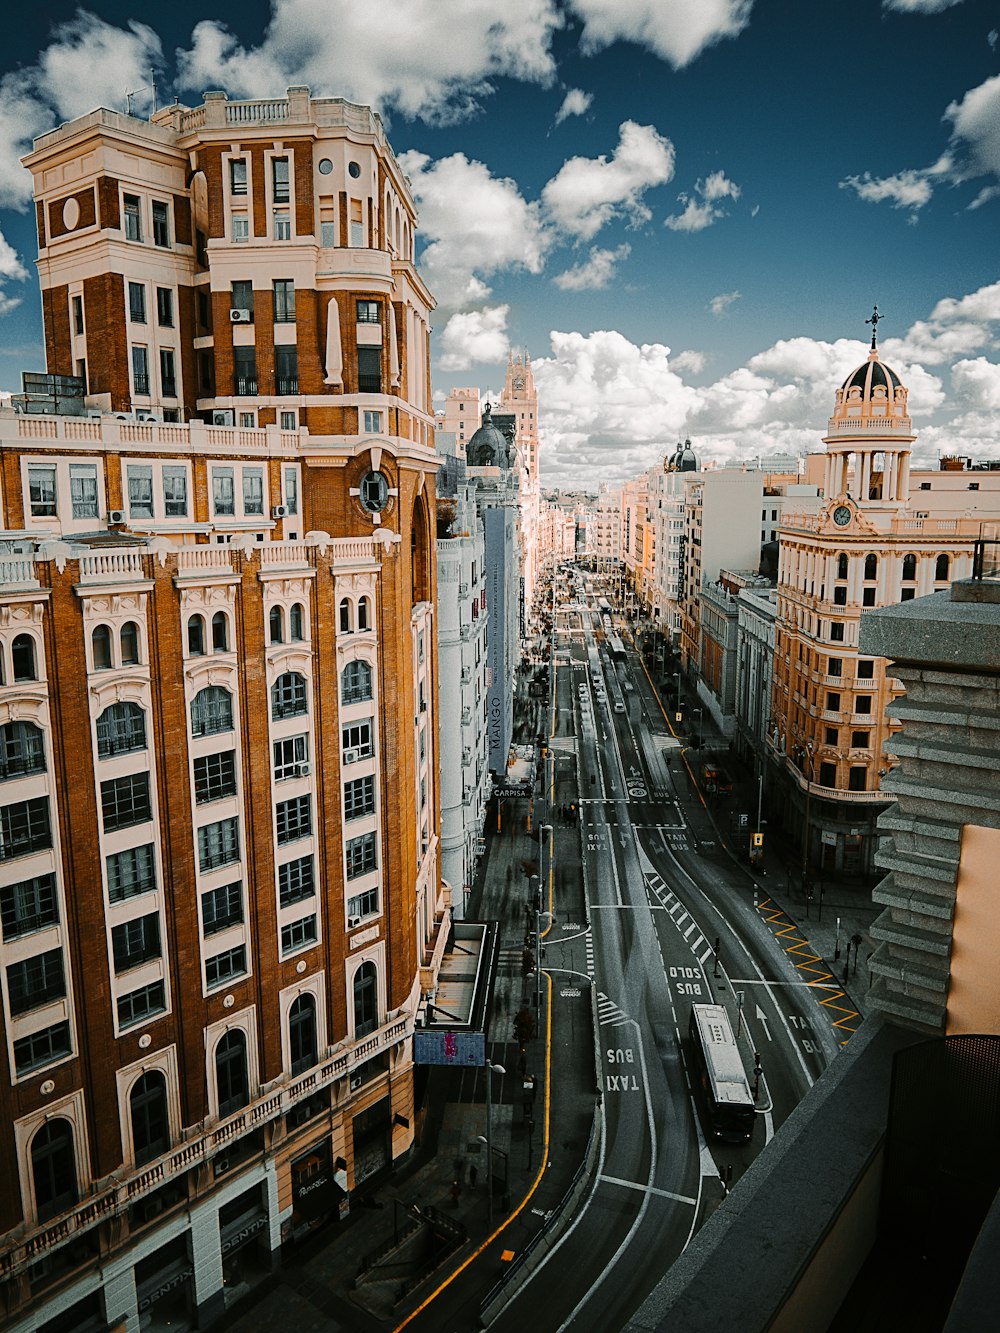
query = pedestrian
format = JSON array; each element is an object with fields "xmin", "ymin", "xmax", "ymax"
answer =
[
  {"xmin": 450, "ymin": 1179, "xmax": 461, "ymax": 1207},
  {"xmin": 469, "ymin": 1163, "xmax": 478, "ymax": 1189}
]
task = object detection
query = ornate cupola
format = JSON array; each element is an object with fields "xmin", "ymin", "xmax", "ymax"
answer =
[{"xmin": 823, "ymin": 306, "xmax": 915, "ymax": 506}]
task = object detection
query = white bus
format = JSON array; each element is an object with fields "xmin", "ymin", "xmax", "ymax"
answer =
[{"xmin": 689, "ymin": 1003, "xmax": 755, "ymax": 1142}]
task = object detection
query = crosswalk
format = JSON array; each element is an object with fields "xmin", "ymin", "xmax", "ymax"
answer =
[
  {"xmin": 643, "ymin": 867, "xmax": 716, "ymax": 968},
  {"xmin": 597, "ymin": 991, "xmax": 631, "ymax": 1028}
]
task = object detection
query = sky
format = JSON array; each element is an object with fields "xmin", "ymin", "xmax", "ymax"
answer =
[{"xmin": 0, "ymin": 1, "xmax": 999, "ymax": 488}]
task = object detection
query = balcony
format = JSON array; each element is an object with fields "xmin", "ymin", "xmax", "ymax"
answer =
[
  {"xmin": 234, "ymin": 377, "xmax": 258, "ymax": 396},
  {"xmin": 132, "ymin": 374, "xmax": 149, "ymax": 395},
  {"xmin": 275, "ymin": 377, "xmax": 298, "ymax": 395}
]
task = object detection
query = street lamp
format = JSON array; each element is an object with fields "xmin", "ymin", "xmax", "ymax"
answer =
[
  {"xmin": 800, "ymin": 740, "xmax": 815, "ymax": 900},
  {"xmin": 539, "ymin": 823, "xmax": 553, "ymax": 914},
  {"xmin": 694, "ymin": 707, "xmax": 703, "ymax": 749},
  {"xmin": 673, "ymin": 671, "xmax": 681, "ymax": 708},
  {"xmin": 482, "ymin": 1062, "xmax": 506, "ymax": 1225}
]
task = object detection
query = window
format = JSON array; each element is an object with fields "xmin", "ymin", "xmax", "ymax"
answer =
[
  {"xmin": 863, "ymin": 587, "xmax": 876, "ymax": 607},
  {"xmin": 198, "ymin": 350, "xmax": 214, "ymax": 394},
  {"xmin": 273, "ymin": 734, "xmax": 307, "ymax": 781},
  {"xmin": 207, "ymin": 945, "xmax": 247, "ymax": 992},
  {"xmin": 156, "ymin": 287, "xmax": 173, "ymax": 327},
  {"xmin": 212, "ymin": 468, "xmax": 235, "ymax": 516},
  {"xmin": 360, "ymin": 471, "xmax": 389, "ymax": 513},
  {"xmin": 280, "ymin": 411, "xmax": 297, "ymax": 431},
  {"xmin": 935, "ymin": 553, "xmax": 950, "ymax": 581},
  {"xmin": 852, "ymin": 730, "xmax": 871, "ymax": 749},
  {"xmin": 193, "ymin": 751, "xmax": 237, "ymax": 804},
  {"xmin": 902, "ymin": 554, "xmax": 917, "ymax": 581},
  {"xmin": 357, "ymin": 346, "xmax": 381, "ymax": 394},
  {"xmin": 353, "ymin": 961, "xmax": 378, "ymax": 1037},
  {"xmin": 272, "ymin": 672, "xmax": 307, "ymax": 719},
  {"xmin": 117, "ymin": 979, "xmax": 166, "ymax": 1028},
  {"xmin": 864, "ymin": 554, "xmax": 878, "ymax": 581},
  {"xmin": 347, "ymin": 887, "xmax": 378, "ymax": 920},
  {"xmin": 1, "ymin": 873, "xmax": 57, "ymax": 940},
  {"xmin": 72, "ymin": 295, "xmax": 84, "ymax": 334},
  {"xmin": 151, "ymin": 200, "xmax": 170, "ymax": 248},
  {"xmin": 272, "ymin": 157, "xmax": 290, "ymax": 203},
  {"xmin": 240, "ymin": 412, "xmax": 256, "ymax": 428},
  {"xmin": 276, "ymin": 795, "xmax": 311, "ymax": 844},
  {"xmin": 101, "ymin": 774, "xmax": 151, "ymax": 832},
  {"xmin": 120, "ymin": 622, "xmax": 140, "ymax": 665},
  {"xmin": 363, "ymin": 410, "xmax": 382, "ymax": 434},
  {"xmin": 233, "ymin": 347, "xmax": 257, "ymax": 395},
  {"xmin": 160, "ymin": 348, "xmax": 177, "ymax": 398},
  {"xmin": 833, "ymin": 586, "xmax": 847, "ymax": 606},
  {"xmin": 243, "ymin": 468, "xmax": 264, "ymax": 516},
  {"xmin": 848, "ymin": 766, "xmax": 867, "ymax": 792},
  {"xmin": 0, "ymin": 722, "xmax": 45, "ymax": 780},
  {"xmin": 123, "ymin": 194, "xmax": 142, "ymax": 241},
  {"xmin": 349, "ymin": 199, "xmax": 364, "ymax": 247},
  {"xmin": 187, "ymin": 614, "xmax": 206, "ymax": 656},
  {"xmin": 191, "ymin": 686, "xmax": 233, "ymax": 737},
  {"xmin": 858, "ymin": 660, "xmax": 874, "ymax": 679},
  {"xmin": 215, "ymin": 1028, "xmax": 249, "ymax": 1113},
  {"xmin": 290, "ymin": 603, "xmax": 304, "ymax": 641},
  {"xmin": 198, "ymin": 817, "xmax": 240, "ymax": 872},
  {"xmin": 273, "ymin": 279, "xmax": 295, "ymax": 323},
  {"xmin": 825, "ymin": 692, "xmax": 841, "ymax": 712},
  {"xmin": 0, "ymin": 796, "xmax": 51, "ymax": 861},
  {"xmin": 856, "ymin": 696, "xmax": 872, "ymax": 714},
  {"xmin": 201, "ymin": 882, "xmax": 243, "ymax": 935},
  {"xmin": 28, "ymin": 465, "xmax": 57, "ymax": 518},
  {"xmin": 343, "ymin": 720, "xmax": 373, "ymax": 759},
  {"xmin": 31, "ymin": 1120, "xmax": 77, "ymax": 1223},
  {"xmin": 830, "ymin": 622, "xmax": 845, "ymax": 643},
  {"xmin": 320, "ymin": 219, "xmax": 335, "ymax": 247},
  {"xmin": 346, "ymin": 831, "xmax": 376, "ymax": 879},
  {"xmin": 230, "ymin": 159, "xmax": 248, "ymax": 195},
  {"xmin": 112, "ymin": 912, "xmax": 161, "ymax": 973},
  {"xmin": 131, "ymin": 345, "xmax": 149, "ymax": 396},
  {"xmin": 107, "ymin": 844, "xmax": 156, "ymax": 902},
  {"xmin": 818, "ymin": 762, "xmax": 837, "ymax": 788},
  {"xmin": 127, "ymin": 464, "xmax": 154, "ymax": 519},
  {"xmin": 131, "ymin": 1071, "xmax": 169, "ymax": 1165},
  {"xmin": 7, "ymin": 948, "xmax": 65, "ymax": 1015},
  {"xmin": 289, "ymin": 994, "xmax": 317, "ymax": 1073},
  {"xmin": 163, "ymin": 465, "xmax": 188, "ymax": 517},
  {"xmin": 828, "ymin": 658, "xmax": 842, "ymax": 678},
  {"xmin": 96, "ymin": 702, "xmax": 146, "ymax": 758},
  {"xmin": 344, "ymin": 774, "xmax": 375, "ymax": 821},
  {"xmin": 70, "ymin": 464, "xmax": 98, "ymax": 519},
  {"xmin": 357, "ymin": 300, "xmax": 380, "ymax": 324},
  {"xmin": 341, "ymin": 660, "xmax": 372, "ymax": 704},
  {"xmin": 275, "ymin": 345, "xmax": 298, "ymax": 395},
  {"xmin": 836, "ymin": 553, "xmax": 848, "ymax": 580},
  {"xmin": 901, "ymin": 588, "xmax": 915, "ymax": 602},
  {"xmin": 282, "ymin": 915, "xmax": 317, "ymax": 955},
  {"xmin": 279, "ymin": 855, "xmax": 314, "ymax": 907},
  {"xmin": 231, "ymin": 281, "xmax": 254, "ymax": 318},
  {"xmin": 284, "ymin": 467, "xmax": 299, "ymax": 514},
  {"xmin": 273, "ymin": 210, "xmax": 291, "ymax": 240},
  {"xmin": 13, "ymin": 1021, "xmax": 71, "ymax": 1075},
  {"xmin": 339, "ymin": 598, "xmax": 353, "ymax": 634},
  {"xmin": 824, "ymin": 727, "xmax": 838, "ymax": 747},
  {"xmin": 232, "ymin": 215, "xmax": 249, "ymax": 244}
]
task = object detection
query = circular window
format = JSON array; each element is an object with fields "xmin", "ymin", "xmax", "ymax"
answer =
[
  {"xmin": 318, "ymin": 158, "xmax": 333, "ymax": 175},
  {"xmin": 348, "ymin": 161, "xmax": 361, "ymax": 179},
  {"xmin": 359, "ymin": 470, "xmax": 389, "ymax": 514}
]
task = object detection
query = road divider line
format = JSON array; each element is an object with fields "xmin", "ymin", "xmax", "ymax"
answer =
[{"xmin": 599, "ymin": 1174, "xmax": 697, "ymax": 1206}]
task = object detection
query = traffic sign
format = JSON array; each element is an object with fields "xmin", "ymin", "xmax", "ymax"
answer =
[{"xmin": 752, "ymin": 833, "xmax": 764, "ymax": 848}]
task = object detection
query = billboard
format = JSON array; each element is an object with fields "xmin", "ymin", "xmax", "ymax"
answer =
[{"xmin": 412, "ymin": 1029, "xmax": 486, "ymax": 1067}]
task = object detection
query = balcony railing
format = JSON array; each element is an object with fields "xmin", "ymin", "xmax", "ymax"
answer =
[
  {"xmin": 234, "ymin": 377, "xmax": 258, "ymax": 396},
  {"xmin": 132, "ymin": 374, "xmax": 149, "ymax": 395},
  {"xmin": 275, "ymin": 377, "xmax": 298, "ymax": 395}
]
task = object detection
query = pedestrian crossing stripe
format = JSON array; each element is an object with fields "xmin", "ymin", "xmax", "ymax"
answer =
[
  {"xmin": 597, "ymin": 991, "xmax": 630, "ymax": 1027},
  {"xmin": 642, "ymin": 870, "xmax": 714, "ymax": 967}
]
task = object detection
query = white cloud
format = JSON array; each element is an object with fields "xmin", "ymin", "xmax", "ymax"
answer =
[
  {"xmin": 554, "ymin": 88, "xmax": 592, "ymax": 125},
  {"xmin": 882, "ymin": 0, "xmax": 965, "ymax": 12},
  {"xmin": 178, "ymin": 0, "xmax": 561, "ymax": 125},
  {"xmin": 399, "ymin": 150, "xmax": 548, "ymax": 308},
  {"xmin": 438, "ymin": 306, "xmax": 510, "ymax": 371},
  {"xmin": 566, "ymin": 0, "xmax": 753, "ymax": 70},
  {"xmin": 950, "ymin": 357, "xmax": 1000, "ymax": 411},
  {"xmin": 840, "ymin": 169, "xmax": 933, "ymax": 210},
  {"xmin": 945, "ymin": 73, "xmax": 1000, "ymax": 181},
  {"xmin": 542, "ymin": 121, "xmax": 675, "ymax": 241},
  {"xmin": 670, "ymin": 349, "xmax": 706, "ymax": 374},
  {"xmin": 968, "ymin": 184, "xmax": 1000, "ymax": 210},
  {"xmin": 666, "ymin": 170, "xmax": 741, "ymax": 231},
  {"xmin": 883, "ymin": 279, "xmax": 1000, "ymax": 365},
  {"xmin": 552, "ymin": 243, "xmax": 630, "ymax": 290},
  {"xmin": 709, "ymin": 291, "xmax": 741, "ymax": 316}
]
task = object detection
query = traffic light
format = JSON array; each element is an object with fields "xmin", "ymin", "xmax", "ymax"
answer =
[
  {"xmin": 674, "ymin": 712, "xmax": 682, "ymax": 723},
  {"xmin": 752, "ymin": 833, "xmax": 764, "ymax": 848}
]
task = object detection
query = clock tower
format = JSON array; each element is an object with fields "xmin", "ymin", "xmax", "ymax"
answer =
[{"xmin": 499, "ymin": 349, "xmax": 540, "ymax": 487}]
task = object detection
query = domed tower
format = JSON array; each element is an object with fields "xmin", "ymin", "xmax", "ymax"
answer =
[
  {"xmin": 822, "ymin": 306, "xmax": 915, "ymax": 508},
  {"xmin": 466, "ymin": 401, "xmax": 509, "ymax": 468}
]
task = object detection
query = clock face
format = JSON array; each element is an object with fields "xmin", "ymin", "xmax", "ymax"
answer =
[
  {"xmin": 513, "ymin": 375, "xmax": 525, "ymax": 390},
  {"xmin": 833, "ymin": 505, "xmax": 852, "ymax": 527}
]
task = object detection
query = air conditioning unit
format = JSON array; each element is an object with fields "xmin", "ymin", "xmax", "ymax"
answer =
[
  {"xmin": 297, "ymin": 762, "xmax": 311, "ymax": 777},
  {"xmin": 348, "ymin": 916, "xmax": 362, "ymax": 930},
  {"xmin": 212, "ymin": 410, "xmax": 234, "ymax": 426},
  {"xmin": 350, "ymin": 1074, "xmax": 363, "ymax": 1091},
  {"xmin": 343, "ymin": 747, "xmax": 359, "ymax": 765},
  {"xmin": 272, "ymin": 504, "xmax": 288, "ymax": 519},
  {"xmin": 108, "ymin": 510, "xmax": 126, "ymax": 525},
  {"xmin": 229, "ymin": 308, "xmax": 251, "ymax": 323},
  {"xmin": 113, "ymin": 412, "xmax": 133, "ymax": 421},
  {"xmin": 135, "ymin": 411, "xmax": 160, "ymax": 423}
]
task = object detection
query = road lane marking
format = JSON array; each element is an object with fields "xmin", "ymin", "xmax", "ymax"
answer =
[
  {"xmin": 755, "ymin": 896, "xmax": 861, "ymax": 1040},
  {"xmin": 599, "ymin": 1175, "xmax": 697, "ymax": 1206}
]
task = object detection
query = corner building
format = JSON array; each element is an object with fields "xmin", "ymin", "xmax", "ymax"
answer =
[{"xmin": 0, "ymin": 89, "xmax": 447, "ymax": 1332}]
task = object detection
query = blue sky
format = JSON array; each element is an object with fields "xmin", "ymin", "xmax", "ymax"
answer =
[{"xmin": 1, "ymin": 1, "xmax": 999, "ymax": 486}]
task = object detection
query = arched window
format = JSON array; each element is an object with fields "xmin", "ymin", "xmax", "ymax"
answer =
[
  {"xmin": 411, "ymin": 497, "xmax": 431, "ymax": 605},
  {"xmin": 357, "ymin": 596, "xmax": 370, "ymax": 632},
  {"xmin": 190, "ymin": 686, "xmax": 233, "ymax": 737},
  {"xmin": 92, "ymin": 625, "xmax": 113, "ymax": 671},
  {"xmin": 353, "ymin": 961, "xmax": 378, "ymax": 1038},
  {"xmin": 12, "ymin": 634, "xmax": 37, "ymax": 682},
  {"xmin": 271, "ymin": 672, "xmax": 307, "ymax": 720},
  {"xmin": 120, "ymin": 621, "xmax": 140, "ymax": 665},
  {"xmin": 289, "ymin": 994, "xmax": 318, "ymax": 1074},
  {"xmin": 31, "ymin": 1119, "xmax": 77, "ymax": 1222},
  {"xmin": 96, "ymin": 701, "xmax": 146, "ymax": 758},
  {"xmin": 0, "ymin": 720, "xmax": 45, "ymax": 780},
  {"xmin": 215, "ymin": 1029, "xmax": 249, "ymax": 1118},
  {"xmin": 212, "ymin": 611, "xmax": 229, "ymax": 653},
  {"xmin": 902, "ymin": 553, "xmax": 917, "ymax": 581},
  {"xmin": 130, "ymin": 1070, "xmax": 170, "ymax": 1165},
  {"xmin": 864, "ymin": 554, "xmax": 878, "ymax": 581},
  {"xmin": 289, "ymin": 603, "xmax": 304, "ymax": 641},
  {"xmin": 187, "ymin": 615, "xmax": 206, "ymax": 656},
  {"xmin": 339, "ymin": 598, "xmax": 353, "ymax": 634},
  {"xmin": 269, "ymin": 606, "xmax": 284, "ymax": 644},
  {"xmin": 935, "ymin": 553, "xmax": 950, "ymax": 581},
  {"xmin": 836, "ymin": 553, "xmax": 848, "ymax": 581},
  {"xmin": 341, "ymin": 660, "xmax": 372, "ymax": 705}
]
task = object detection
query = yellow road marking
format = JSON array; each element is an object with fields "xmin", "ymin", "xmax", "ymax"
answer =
[{"xmin": 755, "ymin": 896, "xmax": 860, "ymax": 1039}]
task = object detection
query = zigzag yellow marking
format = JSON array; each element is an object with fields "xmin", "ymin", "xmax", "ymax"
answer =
[{"xmin": 754, "ymin": 897, "xmax": 860, "ymax": 1039}]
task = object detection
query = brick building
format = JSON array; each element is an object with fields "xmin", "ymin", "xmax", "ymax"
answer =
[{"xmin": 0, "ymin": 87, "xmax": 447, "ymax": 1332}]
